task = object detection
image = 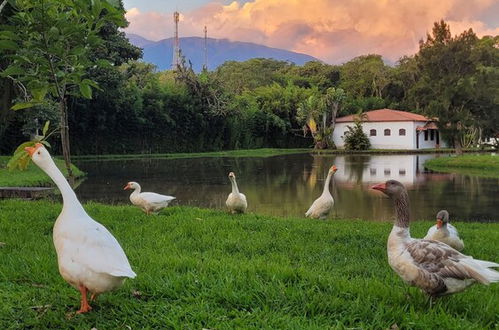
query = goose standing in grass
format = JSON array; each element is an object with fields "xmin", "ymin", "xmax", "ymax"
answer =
[
  {"xmin": 226, "ymin": 172, "xmax": 247, "ymax": 214},
  {"xmin": 25, "ymin": 143, "xmax": 136, "ymax": 314},
  {"xmin": 124, "ymin": 181, "xmax": 175, "ymax": 215},
  {"xmin": 305, "ymin": 165, "xmax": 337, "ymax": 219},
  {"xmin": 424, "ymin": 210, "xmax": 464, "ymax": 251},
  {"xmin": 372, "ymin": 180, "xmax": 499, "ymax": 298}
]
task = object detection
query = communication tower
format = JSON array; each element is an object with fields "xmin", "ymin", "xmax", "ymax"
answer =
[{"xmin": 172, "ymin": 11, "xmax": 180, "ymax": 69}]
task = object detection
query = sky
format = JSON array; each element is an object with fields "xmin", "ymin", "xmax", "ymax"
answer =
[{"xmin": 122, "ymin": 0, "xmax": 499, "ymax": 64}]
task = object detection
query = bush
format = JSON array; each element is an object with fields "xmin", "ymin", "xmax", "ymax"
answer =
[{"xmin": 343, "ymin": 120, "xmax": 371, "ymax": 150}]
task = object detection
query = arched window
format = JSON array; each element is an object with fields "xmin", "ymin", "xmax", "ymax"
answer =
[
  {"xmin": 384, "ymin": 129, "xmax": 391, "ymax": 136},
  {"xmin": 370, "ymin": 129, "xmax": 377, "ymax": 136},
  {"xmin": 399, "ymin": 129, "xmax": 406, "ymax": 136}
]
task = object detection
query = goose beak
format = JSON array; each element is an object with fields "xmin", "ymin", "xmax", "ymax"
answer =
[
  {"xmin": 436, "ymin": 219, "xmax": 443, "ymax": 229},
  {"xmin": 123, "ymin": 184, "xmax": 130, "ymax": 190},
  {"xmin": 371, "ymin": 182, "xmax": 386, "ymax": 191},
  {"xmin": 24, "ymin": 143, "xmax": 43, "ymax": 157}
]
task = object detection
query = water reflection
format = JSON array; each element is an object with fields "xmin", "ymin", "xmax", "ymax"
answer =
[{"xmin": 74, "ymin": 153, "xmax": 498, "ymax": 222}]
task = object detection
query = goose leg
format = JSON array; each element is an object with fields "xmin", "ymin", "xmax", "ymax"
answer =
[
  {"xmin": 90, "ymin": 293, "xmax": 99, "ymax": 302},
  {"xmin": 76, "ymin": 285, "xmax": 92, "ymax": 314}
]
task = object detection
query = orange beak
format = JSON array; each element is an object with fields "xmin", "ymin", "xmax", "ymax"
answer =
[
  {"xmin": 332, "ymin": 165, "xmax": 338, "ymax": 172},
  {"xmin": 24, "ymin": 143, "xmax": 43, "ymax": 157},
  {"xmin": 123, "ymin": 183, "xmax": 130, "ymax": 190},
  {"xmin": 371, "ymin": 182, "xmax": 386, "ymax": 191},
  {"xmin": 436, "ymin": 219, "xmax": 443, "ymax": 229}
]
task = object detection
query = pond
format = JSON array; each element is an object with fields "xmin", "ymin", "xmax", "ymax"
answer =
[{"xmin": 74, "ymin": 153, "xmax": 498, "ymax": 222}]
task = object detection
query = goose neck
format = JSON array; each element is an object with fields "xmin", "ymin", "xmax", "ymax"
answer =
[
  {"xmin": 322, "ymin": 171, "xmax": 333, "ymax": 195},
  {"xmin": 393, "ymin": 191, "xmax": 410, "ymax": 228},
  {"xmin": 230, "ymin": 177, "xmax": 240, "ymax": 194},
  {"xmin": 41, "ymin": 158, "xmax": 84, "ymax": 215}
]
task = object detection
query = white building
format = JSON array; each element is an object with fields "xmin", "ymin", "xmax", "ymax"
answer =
[{"xmin": 332, "ymin": 109, "xmax": 446, "ymax": 149}]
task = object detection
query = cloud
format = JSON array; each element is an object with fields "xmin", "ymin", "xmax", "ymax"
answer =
[{"xmin": 124, "ymin": 0, "xmax": 499, "ymax": 64}]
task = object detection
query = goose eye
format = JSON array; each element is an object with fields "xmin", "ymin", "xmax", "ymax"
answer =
[{"xmin": 37, "ymin": 151, "xmax": 41, "ymax": 155}]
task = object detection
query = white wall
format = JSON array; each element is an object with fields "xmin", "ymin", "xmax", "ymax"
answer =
[
  {"xmin": 332, "ymin": 121, "xmax": 446, "ymax": 149},
  {"xmin": 414, "ymin": 122, "xmax": 447, "ymax": 149}
]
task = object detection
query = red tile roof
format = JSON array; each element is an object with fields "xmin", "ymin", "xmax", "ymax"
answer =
[
  {"xmin": 416, "ymin": 122, "xmax": 438, "ymax": 130},
  {"xmin": 336, "ymin": 109, "xmax": 431, "ymax": 123}
]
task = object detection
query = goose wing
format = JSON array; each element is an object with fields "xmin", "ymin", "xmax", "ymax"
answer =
[
  {"xmin": 140, "ymin": 192, "xmax": 175, "ymax": 206},
  {"xmin": 306, "ymin": 196, "xmax": 333, "ymax": 217},
  {"xmin": 67, "ymin": 219, "xmax": 136, "ymax": 278},
  {"xmin": 405, "ymin": 240, "xmax": 496, "ymax": 293}
]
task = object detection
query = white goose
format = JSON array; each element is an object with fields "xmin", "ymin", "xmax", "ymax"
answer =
[
  {"xmin": 124, "ymin": 181, "xmax": 175, "ymax": 215},
  {"xmin": 305, "ymin": 165, "xmax": 337, "ymax": 219},
  {"xmin": 25, "ymin": 143, "xmax": 136, "ymax": 314},
  {"xmin": 424, "ymin": 210, "xmax": 464, "ymax": 251},
  {"xmin": 372, "ymin": 180, "xmax": 499, "ymax": 297},
  {"xmin": 226, "ymin": 172, "xmax": 247, "ymax": 213}
]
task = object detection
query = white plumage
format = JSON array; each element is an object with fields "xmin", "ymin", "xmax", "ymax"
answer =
[
  {"xmin": 305, "ymin": 165, "xmax": 337, "ymax": 219},
  {"xmin": 424, "ymin": 210, "xmax": 464, "ymax": 251},
  {"xmin": 25, "ymin": 143, "xmax": 136, "ymax": 313},
  {"xmin": 226, "ymin": 172, "xmax": 247, "ymax": 214},
  {"xmin": 124, "ymin": 181, "xmax": 175, "ymax": 215}
]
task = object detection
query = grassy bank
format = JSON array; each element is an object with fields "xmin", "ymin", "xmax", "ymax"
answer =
[
  {"xmin": 1, "ymin": 200, "xmax": 498, "ymax": 329},
  {"xmin": 425, "ymin": 154, "xmax": 499, "ymax": 178},
  {"xmin": 71, "ymin": 147, "xmax": 488, "ymax": 161},
  {"xmin": 0, "ymin": 156, "xmax": 84, "ymax": 187}
]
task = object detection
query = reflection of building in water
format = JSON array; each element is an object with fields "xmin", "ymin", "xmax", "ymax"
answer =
[{"xmin": 333, "ymin": 154, "xmax": 436, "ymax": 186}]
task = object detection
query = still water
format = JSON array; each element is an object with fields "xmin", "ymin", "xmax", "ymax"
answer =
[{"xmin": 74, "ymin": 153, "xmax": 498, "ymax": 222}]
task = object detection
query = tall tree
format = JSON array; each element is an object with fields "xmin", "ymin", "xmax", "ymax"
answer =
[
  {"xmin": 1, "ymin": 0, "xmax": 127, "ymax": 176},
  {"xmin": 297, "ymin": 87, "xmax": 345, "ymax": 149},
  {"xmin": 414, "ymin": 20, "xmax": 496, "ymax": 154}
]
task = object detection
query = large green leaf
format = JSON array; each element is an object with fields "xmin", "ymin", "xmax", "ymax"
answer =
[
  {"xmin": 42, "ymin": 121, "xmax": 50, "ymax": 136},
  {"xmin": 11, "ymin": 102, "xmax": 38, "ymax": 111},
  {"xmin": 0, "ymin": 30, "xmax": 19, "ymax": 40},
  {"xmin": 79, "ymin": 82, "xmax": 92, "ymax": 99},
  {"xmin": 0, "ymin": 65, "xmax": 24, "ymax": 76},
  {"xmin": 0, "ymin": 40, "xmax": 18, "ymax": 50}
]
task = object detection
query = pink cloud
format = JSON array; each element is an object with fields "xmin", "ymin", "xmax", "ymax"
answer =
[{"xmin": 124, "ymin": 0, "xmax": 498, "ymax": 64}]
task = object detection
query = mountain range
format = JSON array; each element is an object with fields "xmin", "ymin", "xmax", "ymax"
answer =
[{"xmin": 126, "ymin": 33, "xmax": 319, "ymax": 72}]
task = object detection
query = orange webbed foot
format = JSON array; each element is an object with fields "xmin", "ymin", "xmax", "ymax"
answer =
[{"xmin": 77, "ymin": 284, "xmax": 93, "ymax": 314}]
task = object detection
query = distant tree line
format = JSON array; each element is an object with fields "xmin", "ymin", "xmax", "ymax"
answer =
[{"xmin": 1, "ymin": 0, "xmax": 497, "ymax": 157}]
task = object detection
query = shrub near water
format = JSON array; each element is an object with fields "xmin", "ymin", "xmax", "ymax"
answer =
[{"xmin": 0, "ymin": 200, "xmax": 498, "ymax": 328}]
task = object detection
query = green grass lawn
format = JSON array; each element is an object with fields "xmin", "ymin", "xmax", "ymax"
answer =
[
  {"xmin": 72, "ymin": 148, "xmax": 313, "ymax": 161},
  {"xmin": 425, "ymin": 154, "xmax": 499, "ymax": 178},
  {"xmin": 1, "ymin": 200, "xmax": 498, "ymax": 329},
  {"xmin": 0, "ymin": 156, "xmax": 84, "ymax": 187}
]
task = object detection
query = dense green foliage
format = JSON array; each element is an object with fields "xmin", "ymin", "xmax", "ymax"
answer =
[
  {"xmin": 0, "ymin": 0, "xmax": 139, "ymax": 175},
  {"xmin": 425, "ymin": 154, "xmax": 499, "ymax": 178},
  {"xmin": 0, "ymin": 156, "xmax": 84, "ymax": 186},
  {"xmin": 413, "ymin": 21, "xmax": 499, "ymax": 154},
  {"xmin": 1, "ymin": 13, "xmax": 497, "ymax": 155},
  {"xmin": 1, "ymin": 200, "xmax": 498, "ymax": 328}
]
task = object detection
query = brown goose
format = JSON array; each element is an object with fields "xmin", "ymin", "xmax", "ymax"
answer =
[{"xmin": 372, "ymin": 180, "xmax": 499, "ymax": 297}]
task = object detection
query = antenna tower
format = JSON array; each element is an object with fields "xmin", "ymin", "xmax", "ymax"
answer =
[
  {"xmin": 203, "ymin": 26, "xmax": 208, "ymax": 71},
  {"xmin": 172, "ymin": 11, "xmax": 180, "ymax": 69}
]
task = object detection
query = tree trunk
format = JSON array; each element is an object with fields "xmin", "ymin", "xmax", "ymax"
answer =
[
  {"xmin": 454, "ymin": 135, "xmax": 463, "ymax": 155},
  {"xmin": 59, "ymin": 97, "xmax": 74, "ymax": 181},
  {"xmin": 0, "ymin": 0, "xmax": 8, "ymax": 14}
]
